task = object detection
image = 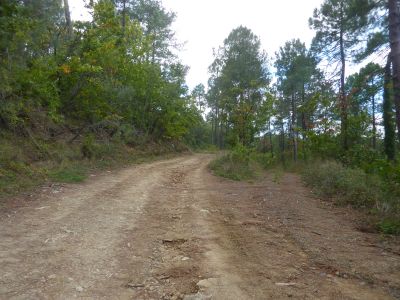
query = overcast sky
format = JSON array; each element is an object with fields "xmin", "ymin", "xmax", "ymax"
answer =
[{"xmin": 69, "ymin": 0, "xmax": 324, "ymax": 90}]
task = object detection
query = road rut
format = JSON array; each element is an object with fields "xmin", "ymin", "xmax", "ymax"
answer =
[{"xmin": 0, "ymin": 154, "xmax": 399, "ymax": 299}]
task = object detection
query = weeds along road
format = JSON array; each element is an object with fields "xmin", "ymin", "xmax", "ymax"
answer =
[{"xmin": 0, "ymin": 154, "xmax": 399, "ymax": 299}]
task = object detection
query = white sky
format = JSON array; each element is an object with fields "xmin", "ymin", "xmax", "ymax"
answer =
[{"xmin": 70, "ymin": 0, "xmax": 324, "ymax": 90}]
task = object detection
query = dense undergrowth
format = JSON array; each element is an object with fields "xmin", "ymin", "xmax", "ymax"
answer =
[
  {"xmin": 210, "ymin": 147, "xmax": 400, "ymax": 235},
  {"xmin": 0, "ymin": 130, "xmax": 189, "ymax": 198},
  {"xmin": 302, "ymin": 161, "xmax": 400, "ymax": 234},
  {"xmin": 209, "ymin": 145, "xmax": 273, "ymax": 181}
]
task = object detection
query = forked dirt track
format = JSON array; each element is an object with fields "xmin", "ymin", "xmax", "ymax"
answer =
[{"xmin": 0, "ymin": 154, "xmax": 399, "ymax": 299}]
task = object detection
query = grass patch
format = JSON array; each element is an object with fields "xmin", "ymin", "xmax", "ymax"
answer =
[
  {"xmin": 48, "ymin": 165, "xmax": 87, "ymax": 183},
  {"xmin": 378, "ymin": 219, "xmax": 400, "ymax": 235},
  {"xmin": 209, "ymin": 153, "xmax": 258, "ymax": 181},
  {"xmin": 271, "ymin": 167, "xmax": 284, "ymax": 184},
  {"xmin": 209, "ymin": 146, "xmax": 274, "ymax": 181}
]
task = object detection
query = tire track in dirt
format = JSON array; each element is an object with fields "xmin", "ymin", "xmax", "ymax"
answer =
[
  {"xmin": 0, "ymin": 154, "xmax": 399, "ymax": 299},
  {"xmin": 0, "ymin": 156, "xmax": 194, "ymax": 299}
]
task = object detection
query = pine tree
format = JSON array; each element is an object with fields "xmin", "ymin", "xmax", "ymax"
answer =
[
  {"xmin": 309, "ymin": 0, "xmax": 369, "ymax": 150},
  {"xmin": 384, "ymin": 57, "xmax": 396, "ymax": 160}
]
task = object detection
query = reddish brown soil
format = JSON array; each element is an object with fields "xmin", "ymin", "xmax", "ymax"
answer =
[{"xmin": 0, "ymin": 154, "xmax": 399, "ymax": 299}]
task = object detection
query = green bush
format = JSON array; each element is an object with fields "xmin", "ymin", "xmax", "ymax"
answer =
[
  {"xmin": 302, "ymin": 161, "xmax": 383, "ymax": 208},
  {"xmin": 209, "ymin": 145, "xmax": 279, "ymax": 181},
  {"xmin": 48, "ymin": 165, "xmax": 87, "ymax": 183},
  {"xmin": 209, "ymin": 146, "xmax": 259, "ymax": 181},
  {"xmin": 302, "ymin": 160, "xmax": 400, "ymax": 234},
  {"xmin": 251, "ymin": 152, "xmax": 276, "ymax": 169}
]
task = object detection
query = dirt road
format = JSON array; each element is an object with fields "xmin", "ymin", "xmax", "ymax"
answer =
[{"xmin": 1, "ymin": 154, "xmax": 399, "ymax": 299}]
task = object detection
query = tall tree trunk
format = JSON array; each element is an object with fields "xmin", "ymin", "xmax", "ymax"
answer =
[
  {"xmin": 384, "ymin": 56, "xmax": 396, "ymax": 160},
  {"xmin": 301, "ymin": 83, "xmax": 307, "ymax": 159},
  {"xmin": 339, "ymin": 24, "xmax": 348, "ymax": 150},
  {"xmin": 211, "ymin": 113, "xmax": 215, "ymax": 145},
  {"xmin": 215, "ymin": 106, "xmax": 219, "ymax": 147},
  {"xmin": 372, "ymin": 91, "xmax": 376, "ymax": 149},
  {"xmin": 268, "ymin": 120, "xmax": 274, "ymax": 158},
  {"xmin": 291, "ymin": 94, "xmax": 298, "ymax": 162},
  {"xmin": 122, "ymin": 0, "xmax": 127, "ymax": 36},
  {"xmin": 388, "ymin": 0, "xmax": 400, "ymax": 142},
  {"xmin": 280, "ymin": 121, "xmax": 285, "ymax": 164},
  {"xmin": 63, "ymin": 0, "xmax": 72, "ymax": 37},
  {"xmin": 280, "ymin": 120, "xmax": 285, "ymax": 164}
]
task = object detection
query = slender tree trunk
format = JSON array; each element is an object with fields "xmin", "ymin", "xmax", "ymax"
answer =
[
  {"xmin": 291, "ymin": 94, "xmax": 298, "ymax": 162},
  {"xmin": 301, "ymin": 83, "xmax": 307, "ymax": 159},
  {"xmin": 339, "ymin": 23, "xmax": 348, "ymax": 150},
  {"xmin": 214, "ymin": 106, "xmax": 219, "ymax": 147},
  {"xmin": 269, "ymin": 120, "xmax": 274, "ymax": 158},
  {"xmin": 211, "ymin": 113, "xmax": 215, "ymax": 145},
  {"xmin": 122, "ymin": 0, "xmax": 127, "ymax": 36},
  {"xmin": 389, "ymin": 0, "xmax": 400, "ymax": 142},
  {"xmin": 63, "ymin": 0, "xmax": 72, "ymax": 37},
  {"xmin": 388, "ymin": 0, "xmax": 400, "ymax": 141},
  {"xmin": 372, "ymin": 90, "xmax": 376, "ymax": 149},
  {"xmin": 280, "ymin": 121, "xmax": 285, "ymax": 164},
  {"xmin": 217, "ymin": 108, "xmax": 222, "ymax": 148},
  {"xmin": 224, "ymin": 119, "xmax": 229, "ymax": 148},
  {"xmin": 384, "ymin": 56, "xmax": 396, "ymax": 160}
]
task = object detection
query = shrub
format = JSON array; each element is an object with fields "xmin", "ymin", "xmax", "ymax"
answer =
[
  {"xmin": 302, "ymin": 160, "xmax": 400, "ymax": 234},
  {"xmin": 209, "ymin": 145, "xmax": 280, "ymax": 181},
  {"xmin": 209, "ymin": 146, "xmax": 259, "ymax": 181},
  {"xmin": 302, "ymin": 161, "xmax": 383, "ymax": 208},
  {"xmin": 250, "ymin": 152, "xmax": 276, "ymax": 169}
]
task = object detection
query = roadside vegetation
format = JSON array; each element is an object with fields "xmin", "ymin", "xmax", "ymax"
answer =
[
  {"xmin": 1, "ymin": 0, "xmax": 400, "ymax": 235},
  {"xmin": 0, "ymin": 129, "xmax": 188, "ymax": 196},
  {"xmin": 210, "ymin": 148, "xmax": 400, "ymax": 234},
  {"xmin": 0, "ymin": 0, "xmax": 209, "ymax": 196},
  {"xmin": 302, "ymin": 161, "xmax": 400, "ymax": 234},
  {"xmin": 204, "ymin": 0, "xmax": 400, "ymax": 234},
  {"xmin": 209, "ymin": 145, "xmax": 273, "ymax": 181}
]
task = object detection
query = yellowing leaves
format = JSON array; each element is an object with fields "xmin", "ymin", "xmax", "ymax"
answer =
[{"xmin": 60, "ymin": 64, "xmax": 71, "ymax": 74}]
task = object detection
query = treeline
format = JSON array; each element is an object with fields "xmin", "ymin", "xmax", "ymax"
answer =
[
  {"xmin": 203, "ymin": 0, "xmax": 400, "ymax": 232},
  {"xmin": 0, "ymin": 0, "xmax": 206, "ymax": 147},
  {"xmin": 204, "ymin": 0, "xmax": 400, "ymax": 164}
]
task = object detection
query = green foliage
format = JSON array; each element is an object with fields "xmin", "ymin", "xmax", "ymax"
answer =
[
  {"xmin": 0, "ymin": 130, "xmax": 187, "ymax": 197},
  {"xmin": 209, "ymin": 155, "xmax": 253, "ymax": 181},
  {"xmin": 207, "ymin": 26, "xmax": 270, "ymax": 147},
  {"xmin": 1, "ymin": 0, "xmax": 399, "ymax": 235},
  {"xmin": 251, "ymin": 152, "xmax": 276, "ymax": 169},
  {"xmin": 81, "ymin": 135, "xmax": 97, "ymax": 159},
  {"xmin": 302, "ymin": 160, "xmax": 382, "ymax": 208},
  {"xmin": 0, "ymin": 135, "xmax": 46, "ymax": 194},
  {"xmin": 378, "ymin": 219, "xmax": 400, "ymax": 235},
  {"xmin": 0, "ymin": 0, "xmax": 206, "ymax": 146},
  {"xmin": 209, "ymin": 145, "xmax": 276, "ymax": 181},
  {"xmin": 49, "ymin": 165, "xmax": 87, "ymax": 183}
]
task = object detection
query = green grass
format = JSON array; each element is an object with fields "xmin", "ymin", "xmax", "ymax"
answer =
[
  {"xmin": 209, "ymin": 155, "xmax": 256, "ymax": 181},
  {"xmin": 271, "ymin": 167, "xmax": 284, "ymax": 184},
  {"xmin": 48, "ymin": 165, "xmax": 87, "ymax": 183},
  {"xmin": 209, "ymin": 147, "xmax": 269, "ymax": 181},
  {"xmin": 378, "ymin": 219, "xmax": 400, "ymax": 235}
]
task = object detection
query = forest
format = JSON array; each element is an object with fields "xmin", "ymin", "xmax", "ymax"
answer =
[{"xmin": 0, "ymin": 0, "xmax": 400, "ymax": 234}]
